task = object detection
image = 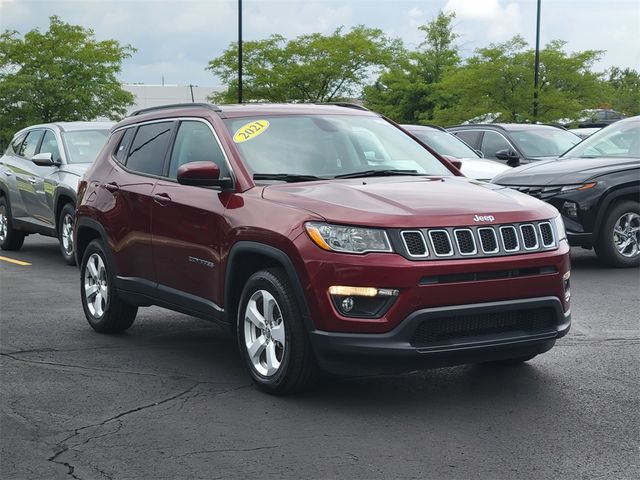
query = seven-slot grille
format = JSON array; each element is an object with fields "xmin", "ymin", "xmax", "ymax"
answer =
[{"xmin": 398, "ymin": 221, "xmax": 556, "ymax": 260}]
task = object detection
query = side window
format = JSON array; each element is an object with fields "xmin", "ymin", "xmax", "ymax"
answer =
[
  {"xmin": 168, "ymin": 121, "xmax": 228, "ymax": 179},
  {"xmin": 9, "ymin": 133, "xmax": 27, "ymax": 155},
  {"xmin": 125, "ymin": 122, "xmax": 173, "ymax": 176},
  {"xmin": 115, "ymin": 128, "xmax": 135, "ymax": 164},
  {"xmin": 453, "ymin": 130, "xmax": 481, "ymax": 149},
  {"xmin": 481, "ymin": 131, "xmax": 512, "ymax": 158},
  {"xmin": 39, "ymin": 130, "xmax": 62, "ymax": 163},
  {"xmin": 19, "ymin": 130, "xmax": 45, "ymax": 160}
]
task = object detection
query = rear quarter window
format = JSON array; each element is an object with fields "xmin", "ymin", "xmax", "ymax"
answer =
[
  {"xmin": 125, "ymin": 122, "xmax": 174, "ymax": 176},
  {"xmin": 452, "ymin": 130, "xmax": 482, "ymax": 149}
]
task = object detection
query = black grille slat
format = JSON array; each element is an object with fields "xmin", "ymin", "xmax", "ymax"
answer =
[
  {"xmin": 521, "ymin": 224, "xmax": 538, "ymax": 249},
  {"xmin": 429, "ymin": 231, "xmax": 453, "ymax": 256},
  {"xmin": 539, "ymin": 222, "xmax": 554, "ymax": 246},
  {"xmin": 501, "ymin": 226, "xmax": 519, "ymax": 251},
  {"xmin": 454, "ymin": 229, "xmax": 476, "ymax": 254},
  {"xmin": 478, "ymin": 228, "xmax": 498, "ymax": 253},
  {"xmin": 402, "ymin": 231, "xmax": 427, "ymax": 256},
  {"xmin": 410, "ymin": 308, "xmax": 555, "ymax": 347}
]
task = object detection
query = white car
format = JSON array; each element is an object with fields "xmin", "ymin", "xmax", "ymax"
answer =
[{"xmin": 402, "ymin": 124, "xmax": 510, "ymax": 181}]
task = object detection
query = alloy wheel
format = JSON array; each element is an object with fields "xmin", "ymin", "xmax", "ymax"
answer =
[
  {"xmin": 0, "ymin": 205, "xmax": 6, "ymax": 243},
  {"xmin": 613, "ymin": 212, "xmax": 640, "ymax": 258},
  {"xmin": 84, "ymin": 253, "xmax": 109, "ymax": 317},
  {"xmin": 61, "ymin": 213, "xmax": 74, "ymax": 255},
  {"xmin": 243, "ymin": 289, "xmax": 286, "ymax": 377}
]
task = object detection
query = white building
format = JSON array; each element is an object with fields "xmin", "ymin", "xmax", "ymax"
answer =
[{"xmin": 122, "ymin": 84, "xmax": 224, "ymax": 114}]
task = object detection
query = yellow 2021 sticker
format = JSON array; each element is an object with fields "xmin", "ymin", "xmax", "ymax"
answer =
[{"xmin": 233, "ymin": 120, "xmax": 270, "ymax": 143}]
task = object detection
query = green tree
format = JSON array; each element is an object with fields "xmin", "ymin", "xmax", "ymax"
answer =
[
  {"xmin": 431, "ymin": 37, "xmax": 604, "ymax": 125},
  {"xmin": 363, "ymin": 11, "xmax": 459, "ymax": 123},
  {"xmin": 605, "ymin": 67, "xmax": 640, "ymax": 115},
  {"xmin": 207, "ymin": 26, "xmax": 401, "ymax": 103},
  {"xmin": 0, "ymin": 16, "xmax": 135, "ymax": 149}
]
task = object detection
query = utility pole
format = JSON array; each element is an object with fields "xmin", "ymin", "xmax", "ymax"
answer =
[
  {"xmin": 238, "ymin": 0, "xmax": 243, "ymax": 104},
  {"xmin": 189, "ymin": 84, "xmax": 195, "ymax": 103},
  {"xmin": 533, "ymin": 0, "xmax": 541, "ymax": 122}
]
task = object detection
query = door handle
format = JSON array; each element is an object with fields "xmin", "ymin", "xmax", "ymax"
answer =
[
  {"xmin": 103, "ymin": 182, "xmax": 120, "ymax": 192},
  {"xmin": 153, "ymin": 192, "xmax": 171, "ymax": 206},
  {"xmin": 28, "ymin": 177, "xmax": 37, "ymax": 185}
]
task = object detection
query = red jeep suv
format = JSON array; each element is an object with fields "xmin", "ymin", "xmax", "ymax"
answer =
[{"xmin": 75, "ymin": 103, "xmax": 571, "ymax": 394}]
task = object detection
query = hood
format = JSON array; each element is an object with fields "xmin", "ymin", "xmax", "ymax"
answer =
[
  {"xmin": 262, "ymin": 176, "xmax": 556, "ymax": 228},
  {"xmin": 60, "ymin": 163, "xmax": 91, "ymax": 177},
  {"xmin": 492, "ymin": 156, "xmax": 640, "ymax": 186},
  {"xmin": 458, "ymin": 157, "xmax": 510, "ymax": 181}
]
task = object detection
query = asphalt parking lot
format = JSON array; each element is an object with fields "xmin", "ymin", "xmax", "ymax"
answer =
[{"xmin": 1, "ymin": 235, "xmax": 639, "ymax": 480}]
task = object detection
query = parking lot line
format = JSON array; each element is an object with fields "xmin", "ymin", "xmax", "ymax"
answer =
[{"xmin": 0, "ymin": 256, "xmax": 31, "ymax": 266}]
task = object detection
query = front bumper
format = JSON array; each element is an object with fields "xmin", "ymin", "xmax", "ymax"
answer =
[{"xmin": 310, "ymin": 296, "xmax": 570, "ymax": 375}]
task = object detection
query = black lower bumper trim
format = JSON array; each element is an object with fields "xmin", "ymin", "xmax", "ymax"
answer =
[{"xmin": 310, "ymin": 296, "xmax": 570, "ymax": 375}]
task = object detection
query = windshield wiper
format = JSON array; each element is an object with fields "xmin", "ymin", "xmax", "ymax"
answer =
[
  {"xmin": 253, "ymin": 173, "xmax": 324, "ymax": 183},
  {"xmin": 334, "ymin": 169, "xmax": 422, "ymax": 179}
]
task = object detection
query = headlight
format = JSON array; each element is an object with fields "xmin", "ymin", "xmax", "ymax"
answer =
[
  {"xmin": 560, "ymin": 182, "xmax": 597, "ymax": 192},
  {"xmin": 552, "ymin": 214, "xmax": 567, "ymax": 241},
  {"xmin": 305, "ymin": 222, "xmax": 393, "ymax": 254}
]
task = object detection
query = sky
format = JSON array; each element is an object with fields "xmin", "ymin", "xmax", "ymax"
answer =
[{"xmin": 1, "ymin": 0, "xmax": 639, "ymax": 87}]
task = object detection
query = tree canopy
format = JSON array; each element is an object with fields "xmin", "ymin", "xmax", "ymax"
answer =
[
  {"xmin": 0, "ymin": 16, "xmax": 135, "ymax": 149},
  {"xmin": 207, "ymin": 26, "xmax": 402, "ymax": 103}
]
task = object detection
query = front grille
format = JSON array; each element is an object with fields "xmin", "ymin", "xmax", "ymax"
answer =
[
  {"xmin": 410, "ymin": 308, "xmax": 556, "ymax": 347},
  {"xmin": 429, "ymin": 230, "xmax": 453, "ymax": 256},
  {"xmin": 520, "ymin": 224, "xmax": 538, "ymax": 249},
  {"xmin": 402, "ymin": 231, "xmax": 428, "ymax": 257},
  {"xmin": 510, "ymin": 185, "xmax": 563, "ymax": 201},
  {"xmin": 397, "ymin": 220, "xmax": 558, "ymax": 260}
]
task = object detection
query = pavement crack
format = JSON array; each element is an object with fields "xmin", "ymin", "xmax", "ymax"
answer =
[{"xmin": 175, "ymin": 445, "xmax": 280, "ymax": 458}]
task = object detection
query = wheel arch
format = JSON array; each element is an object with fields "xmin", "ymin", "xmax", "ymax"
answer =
[
  {"xmin": 224, "ymin": 241, "xmax": 314, "ymax": 332},
  {"xmin": 593, "ymin": 185, "xmax": 640, "ymax": 237},
  {"xmin": 75, "ymin": 218, "xmax": 115, "ymax": 272},
  {"xmin": 54, "ymin": 188, "xmax": 77, "ymax": 235}
]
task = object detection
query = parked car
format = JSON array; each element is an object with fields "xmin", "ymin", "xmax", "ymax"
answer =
[
  {"xmin": 493, "ymin": 116, "xmax": 639, "ymax": 267},
  {"xmin": 577, "ymin": 109, "xmax": 626, "ymax": 128},
  {"xmin": 568, "ymin": 127, "xmax": 600, "ymax": 139},
  {"xmin": 0, "ymin": 122, "xmax": 113, "ymax": 264},
  {"xmin": 74, "ymin": 103, "xmax": 571, "ymax": 394},
  {"xmin": 448, "ymin": 124, "xmax": 582, "ymax": 167},
  {"xmin": 401, "ymin": 124, "xmax": 509, "ymax": 181}
]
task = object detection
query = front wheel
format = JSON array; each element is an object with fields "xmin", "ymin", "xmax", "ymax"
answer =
[
  {"xmin": 237, "ymin": 268, "xmax": 318, "ymax": 395},
  {"xmin": 80, "ymin": 239, "xmax": 137, "ymax": 333},
  {"xmin": 58, "ymin": 203, "xmax": 76, "ymax": 265},
  {"xmin": 594, "ymin": 201, "xmax": 640, "ymax": 268}
]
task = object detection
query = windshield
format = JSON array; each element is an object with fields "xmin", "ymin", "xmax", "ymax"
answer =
[
  {"xmin": 224, "ymin": 115, "xmax": 451, "ymax": 179},
  {"xmin": 409, "ymin": 129, "xmax": 479, "ymax": 159},
  {"xmin": 510, "ymin": 128, "xmax": 581, "ymax": 157},
  {"xmin": 62, "ymin": 130, "xmax": 110, "ymax": 164},
  {"xmin": 561, "ymin": 120, "xmax": 640, "ymax": 159}
]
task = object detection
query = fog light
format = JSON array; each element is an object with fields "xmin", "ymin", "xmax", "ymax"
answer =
[
  {"xmin": 562, "ymin": 201, "xmax": 578, "ymax": 218},
  {"xmin": 341, "ymin": 297, "xmax": 355, "ymax": 313},
  {"xmin": 329, "ymin": 286, "xmax": 399, "ymax": 318},
  {"xmin": 563, "ymin": 271, "xmax": 571, "ymax": 302}
]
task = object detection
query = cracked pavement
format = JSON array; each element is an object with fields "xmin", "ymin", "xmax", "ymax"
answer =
[{"xmin": 1, "ymin": 236, "xmax": 639, "ymax": 479}]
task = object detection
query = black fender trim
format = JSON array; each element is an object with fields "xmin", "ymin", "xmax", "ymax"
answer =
[
  {"xmin": 53, "ymin": 187, "xmax": 77, "ymax": 234},
  {"xmin": 74, "ymin": 217, "xmax": 116, "ymax": 272},
  {"xmin": 225, "ymin": 241, "xmax": 315, "ymax": 331},
  {"xmin": 593, "ymin": 186, "xmax": 640, "ymax": 238}
]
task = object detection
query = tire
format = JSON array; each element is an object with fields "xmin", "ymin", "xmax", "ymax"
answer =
[
  {"xmin": 594, "ymin": 200, "xmax": 640, "ymax": 268},
  {"xmin": 237, "ymin": 268, "xmax": 318, "ymax": 395},
  {"xmin": 484, "ymin": 354, "xmax": 537, "ymax": 366},
  {"xmin": 58, "ymin": 203, "xmax": 76, "ymax": 266},
  {"xmin": 80, "ymin": 239, "xmax": 137, "ymax": 333},
  {"xmin": 0, "ymin": 196, "xmax": 25, "ymax": 251}
]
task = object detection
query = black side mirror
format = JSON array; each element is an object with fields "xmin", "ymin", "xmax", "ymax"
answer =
[
  {"xmin": 495, "ymin": 148, "xmax": 520, "ymax": 167},
  {"xmin": 32, "ymin": 152, "xmax": 59, "ymax": 166}
]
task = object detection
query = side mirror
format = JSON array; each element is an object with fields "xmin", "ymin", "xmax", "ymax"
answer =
[
  {"xmin": 495, "ymin": 148, "xmax": 520, "ymax": 167},
  {"xmin": 176, "ymin": 161, "xmax": 233, "ymax": 189},
  {"xmin": 32, "ymin": 152, "xmax": 59, "ymax": 166}
]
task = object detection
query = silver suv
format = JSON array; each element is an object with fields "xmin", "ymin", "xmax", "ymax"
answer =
[{"xmin": 0, "ymin": 122, "xmax": 112, "ymax": 264}]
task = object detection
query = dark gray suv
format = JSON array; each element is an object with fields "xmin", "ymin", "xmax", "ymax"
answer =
[{"xmin": 0, "ymin": 122, "xmax": 112, "ymax": 264}]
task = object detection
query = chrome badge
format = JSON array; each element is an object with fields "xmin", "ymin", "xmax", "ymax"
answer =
[{"xmin": 473, "ymin": 214, "xmax": 495, "ymax": 222}]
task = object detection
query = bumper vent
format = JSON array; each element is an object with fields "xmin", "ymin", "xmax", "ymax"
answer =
[
  {"xmin": 410, "ymin": 308, "xmax": 556, "ymax": 347},
  {"xmin": 397, "ymin": 220, "xmax": 557, "ymax": 260}
]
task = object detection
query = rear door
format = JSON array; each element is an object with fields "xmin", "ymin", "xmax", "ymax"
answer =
[
  {"xmin": 12, "ymin": 129, "xmax": 47, "ymax": 223},
  {"xmin": 150, "ymin": 119, "xmax": 232, "ymax": 317},
  {"xmin": 105, "ymin": 121, "xmax": 175, "ymax": 291}
]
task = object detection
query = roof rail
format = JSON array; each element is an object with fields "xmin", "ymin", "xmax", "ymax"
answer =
[
  {"xmin": 130, "ymin": 103, "xmax": 222, "ymax": 116},
  {"xmin": 320, "ymin": 102, "xmax": 370, "ymax": 111}
]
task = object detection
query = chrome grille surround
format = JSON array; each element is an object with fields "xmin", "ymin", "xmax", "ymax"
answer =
[
  {"xmin": 397, "ymin": 220, "xmax": 559, "ymax": 260},
  {"xmin": 401, "ymin": 230, "xmax": 429, "ymax": 258}
]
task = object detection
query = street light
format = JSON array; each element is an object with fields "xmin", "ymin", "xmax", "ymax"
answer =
[
  {"xmin": 238, "ymin": 0, "xmax": 243, "ymax": 104},
  {"xmin": 533, "ymin": 0, "xmax": 541, "ymax": 122}
]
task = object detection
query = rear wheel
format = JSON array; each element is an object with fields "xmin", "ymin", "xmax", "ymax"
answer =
[
  {"xmin": 594, "ymin": 201, "xmax": 640, "ymax": 268},
  {"xmin": 0, "ymin": 196, "xmax": 25, "ymax": 251},
  {"xmin": 80, "ymin": 239, "xmax": 137, "ymax": 333},
  {"xmin": 58, "ymin": 203, "xmax": 76, "ymax": 265},
  {"xmin": 237, "ymin": 268, "xmax": 318, "ymax": 394}
]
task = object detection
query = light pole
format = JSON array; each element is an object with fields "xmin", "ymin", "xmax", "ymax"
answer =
[
  {"xmin": 533, "ymin": 0, "xmax": 541, "ymax": 122},
  {"xmin": 238, "ymin": 0, "xmax": 243, "ymax": 104}
]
